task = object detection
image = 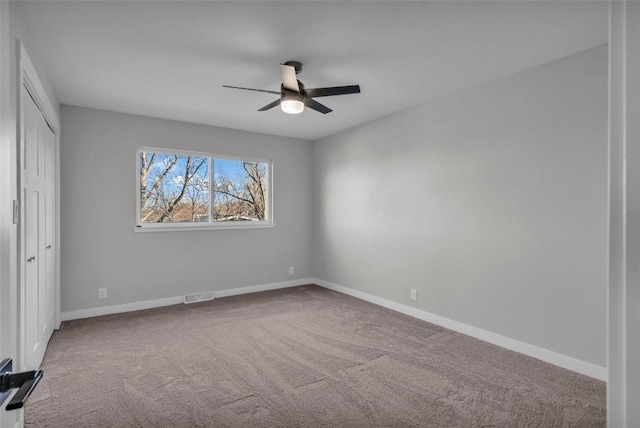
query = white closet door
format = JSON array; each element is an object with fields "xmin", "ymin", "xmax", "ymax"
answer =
[{"xmin": 22, "ymin": 88, "xmax": 56, "ymax": 370}]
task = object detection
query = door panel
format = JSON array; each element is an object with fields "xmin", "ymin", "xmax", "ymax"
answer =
[
  {"xmin": 24, "ymin": 188, "xmax": 40, "ymax": 367},
  {"xmin": 45, "ymin": 122, "xmax": 55, "ymax": 337},
  {"xmin": 42, "ymin": 103, "xmax": 56, "ymax": 341},
  {"xmin": 45, "ymin": 193, "xmax": 54, "ymax": 334}
]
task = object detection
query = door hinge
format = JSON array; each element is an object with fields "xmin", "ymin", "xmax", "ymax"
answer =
[{"xmin": 12, "ymin": 200, "xmax": 19, "ymax": 224}]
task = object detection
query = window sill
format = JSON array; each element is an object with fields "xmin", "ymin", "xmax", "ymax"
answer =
[{"xmin": 133, "ymin": 222, "xmax": 275, "ymax": 233}]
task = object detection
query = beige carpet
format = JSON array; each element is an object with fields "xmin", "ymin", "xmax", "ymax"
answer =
[{"xmin": 26, "ymin": 285, "xmax": 605, "ymax": 427}]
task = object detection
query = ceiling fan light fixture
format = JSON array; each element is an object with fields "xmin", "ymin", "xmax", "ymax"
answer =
[{"xmin": 281, "ymin": 98, "xmax": 304, "ymax": 115}]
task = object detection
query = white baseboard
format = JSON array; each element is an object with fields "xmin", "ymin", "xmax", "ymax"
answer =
[
  {"xmin": 60, "ymin": 278, "xmax": 314, "ymax": 322},
  {"xmin": 313, "ymin": 278, "xmax": 607, "ymax": 382},
  {"xmin": 212, "ymin": 278, "xmax": 313, "ymax": 298},
  {"xmin": 60, "ymin": 296, "xmax": 183, "ymax": 322}
]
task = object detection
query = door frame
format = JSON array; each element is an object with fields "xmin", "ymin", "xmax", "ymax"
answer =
[
  {"xmin": 0, "ymin": 4, "xmax": 16, "ymax": 426},
  {"xmin": 17, "ymin": 41, "xmax": 60, "ymax": 371}
]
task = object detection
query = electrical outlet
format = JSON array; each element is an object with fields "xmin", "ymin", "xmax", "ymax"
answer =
[
  {"xmin": 410, "ymin": 288, "xmax": 418, "ymax": 301},
  {"xmin": 98, "ymin": 288, "xmax": 108, "ymax": 299},
  {"xmin": 289, "ymin": 266, "xmax": 295, "ymax": 275}
]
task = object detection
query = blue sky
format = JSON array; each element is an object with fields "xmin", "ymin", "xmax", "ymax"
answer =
[{"xmin": 143, "ymin": 151, "xmax": 263, "ymax": 197}]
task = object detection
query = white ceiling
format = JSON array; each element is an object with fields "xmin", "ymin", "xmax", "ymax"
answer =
[{"xmin": 20, "ymin": 1, "xmax": 608, "ymax": 141}]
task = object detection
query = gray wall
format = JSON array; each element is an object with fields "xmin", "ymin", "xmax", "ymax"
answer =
[
  {"xmin": 60, "ymin": 106, "xmax": 313, "ymax": 312},
  {"xmin": 313, "ymin": 45, "xmax": 608, "ymax": 366}
]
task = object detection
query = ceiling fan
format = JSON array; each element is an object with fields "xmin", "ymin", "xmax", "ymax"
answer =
[{"xmin": 222, "ymin": 61, "xmax": 361, "ymax": 115}]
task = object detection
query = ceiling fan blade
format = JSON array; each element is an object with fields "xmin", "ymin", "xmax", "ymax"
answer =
[
  {"xmin": 304, "ymin": 85, "xmax": 361, "ymax": 98},
  {"xmin": 258, "ymin": 98, "xmax": 282, "ymax": 111},
  {"xmin": 222, "ymin": 85, "xmax": 280, "ymax": 95},
  {"xmin": 304, "ymin": 98, "xmax": 332, "ymax": 114},
  {"xmin": 280, "ymin": 64, "xmax": 300, "ymax": 92}
]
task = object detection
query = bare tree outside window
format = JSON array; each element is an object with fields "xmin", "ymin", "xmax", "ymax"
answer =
[
  {"xmin": 214, "ymin": 160, "xmax": 267, "ymax": 221},
  {"xmin": 139, "ymin": 152, "xmax": 209, "ymax": 223},
  {"xmin": 138, "ymin": 150, "xmax": 269, "ymax": 226}
]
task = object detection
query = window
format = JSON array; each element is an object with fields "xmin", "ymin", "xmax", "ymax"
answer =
[{"xmin": 137, "ymin": 148, "xmax": 272, "ymax": 230}]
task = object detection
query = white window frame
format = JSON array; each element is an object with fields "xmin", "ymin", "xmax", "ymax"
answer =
[{"xmin": 135, "ymin": 146, "xmax": 274, "ymax": 232}]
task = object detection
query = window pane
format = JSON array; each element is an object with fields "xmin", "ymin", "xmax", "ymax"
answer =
[
  {"xmin": 214, "ymin": 159, "xmax": 268, "ymax": 221},
  {"xmin": 139, "ymin": 151, "xmax": 210, "ymax": 223}
]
